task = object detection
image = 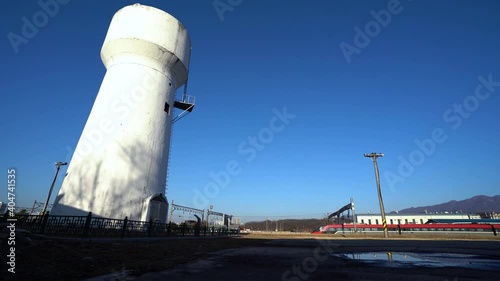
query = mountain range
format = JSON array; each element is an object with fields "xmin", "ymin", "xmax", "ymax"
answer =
[{"xmin": 397, "ymin": 195, "xmax": 500, "ymax": 214}]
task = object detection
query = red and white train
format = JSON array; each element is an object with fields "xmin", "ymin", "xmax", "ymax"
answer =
[{"xmin": 312, "ymin": 222, "xmax": 500, "ymax": 235}]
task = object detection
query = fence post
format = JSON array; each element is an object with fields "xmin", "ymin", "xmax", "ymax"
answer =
[
  {"xmin": 181, "ymin": 223, "xmax": 186, "ymax": 236},
  {"xmin": 121, "ymin": 216, "xmax": 128, "ymax": 238},
  {"xmin": 203, "ymin": 225, "xmax": 207, "ymax": 236},
  {"xmin": 148, "ymin": 219, "xmax": 153, "ymax": 237},
  {"xmin": 40, "ymin": 212, "xmax": 50, "ymax": 234},
  {"xmin": 82, "ymin": 212, "xmax": 92, "ymax": 237},
  {"xmin": 167, "ymin": 222, "xmax": 172, "ymax": 236},
  {"xmin": 195, "ymin": 223, "xmax": 200, "ymax": 236},
  {"xmin": 491, "ymin": 224, "xmax": 497, "ymax": 236}
]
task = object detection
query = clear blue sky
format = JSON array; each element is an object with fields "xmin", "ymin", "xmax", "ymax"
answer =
[{"xmin": 1, "ymin": 0, "xmax": 499, "ymax": 222}]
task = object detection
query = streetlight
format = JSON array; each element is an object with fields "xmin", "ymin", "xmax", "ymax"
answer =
[
  {"xmin": 41, "ymin": 162, "xmax": 67, "ymax": 215},
  {"xmin": 364, "ymin": 152, "xmax": 388, "ymax": 238}
]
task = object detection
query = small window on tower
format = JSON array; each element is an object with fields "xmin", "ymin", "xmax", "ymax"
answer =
[{"xmin": 164, "ymin": 102, "xmax": 170, "ymax": 115}]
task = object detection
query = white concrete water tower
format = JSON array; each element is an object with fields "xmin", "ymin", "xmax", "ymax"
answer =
[{"xmin": 51, "ymin": 4, "xmax": 194, "ymax": 221}]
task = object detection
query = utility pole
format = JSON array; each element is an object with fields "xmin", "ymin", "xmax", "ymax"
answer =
[
  {"xmin": 29, "ymin": 200, "xmax": 37, "ymax": 215},
  {"xmin": 41, "ymin": 162, "xmax": 67, "ymax": 215},
  {"xmin": 364, "ymin": 152, "xmax": 388, "ymax": 238},
  {"xmin": 351, "ymin": 197, "xmax": 357, "ymax": 232},
  {"xmin": 208, "ymin": 205, "xmax": 213, "ymax": 227},
  {"xmin": 169, "ymin": 200, "xmax": 174, "ymax": 223}
]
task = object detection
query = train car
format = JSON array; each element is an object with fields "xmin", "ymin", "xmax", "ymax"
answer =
[{"xmin": 311, "ymin": 223, "xmax": 499, "ymax": 235}]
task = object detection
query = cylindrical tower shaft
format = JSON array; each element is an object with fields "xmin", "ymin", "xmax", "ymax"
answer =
[{"xmin": 51, "ymin": 4, "xmax": 191, "ymax": 221}]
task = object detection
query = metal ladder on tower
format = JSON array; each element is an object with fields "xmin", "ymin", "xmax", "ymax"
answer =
[{"xmin": 166, "ymin": 79, "xmax": 195, "ymax": 193}]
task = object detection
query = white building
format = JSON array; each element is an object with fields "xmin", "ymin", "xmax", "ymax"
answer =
[{"xmin": 355, "ymin": 213, "xmax": 481, "ymax": 225}]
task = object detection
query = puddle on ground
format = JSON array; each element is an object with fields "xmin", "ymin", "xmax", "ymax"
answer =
[{"xmin": 333, "ymin": 252, "xmax": 500, "ymax": 270}]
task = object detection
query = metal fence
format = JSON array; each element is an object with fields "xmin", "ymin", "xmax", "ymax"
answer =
[{"xmin": 5, "ymin": 212, "xmax": 238, "ymax": 238}]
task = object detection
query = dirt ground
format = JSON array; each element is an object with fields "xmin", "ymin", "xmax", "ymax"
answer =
[
  {"xmin": 0, "ymin": 234, "xmax": 272, "ymax": 281},
  {"xmin": 1, "ymin": 232, "xmax": 498, "ymax": 281}
]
